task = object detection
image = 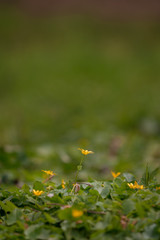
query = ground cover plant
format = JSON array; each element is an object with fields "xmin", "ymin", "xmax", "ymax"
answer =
[
  {"xmin": 1, "ymin": 5, "xmax": 160, "ymax": 240},
  {"xmin": 0, "ymin": 148, "xmax": 160, "ymax": 240}
]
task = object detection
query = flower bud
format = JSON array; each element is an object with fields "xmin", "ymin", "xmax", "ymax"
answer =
[{"xmin": 74, "ymin": 183, "xmax": 80, "ymax": 193}]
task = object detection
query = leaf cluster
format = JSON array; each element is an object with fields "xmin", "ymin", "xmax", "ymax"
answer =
[{"xmin": 0, "ymin": 173, "xmax": 160, "ymax": 239}]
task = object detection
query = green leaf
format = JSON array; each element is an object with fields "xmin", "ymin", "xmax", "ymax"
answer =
[
  {"xmin": 92, "ymin": 181, "xmax": 109, "ymax": 195},
  {"xmin": 49, "ymin": 195, "xmax": 64, "ymax": 204},
  {"xmin": 44, "ymin": 212, "xmax": 56, "ymax": 224},
  {"xmin": 141, "ymin": 166, "xmax": 160, "ymax": 186},
  {"xmin": 26, "ymin": 196, "xmax": 37, "ymax": 204},
  {"xmin": 22, "ymin": 184, "xmax": 30, "ymax": 194},
  {"xmin": 123, "ymin": 173, "xmax": 136, "ymax": 182},
  {"xmin": 144, "ymin": 224, "xmax": 158, "ymax": 238},
  {"xmin": 113, "ymin": 177, "xmax": 124, "ymax": 187},
  {"xmin": 150, "ymin": 167, "xmax": 160, "ymax": 180},
  {"xmin": 36, "ymin": 229, "xmax": 50, "ymax": 240},
  {"xmin": 82, "ymin": 184, "xmax": 89, "ymax": 189},
  {"xmin": 0, "ymin": 200, "xmax": 16, "ymax": 213},
  {"xmin": 58, "ymin": 208, "xmax": 72, "ymax": 220},
  {"xmin": 25, "ymin": 224, "xmax": 43, "ymax": 240},
  {"xmin": 6, "ymin": 208, "xmax": 22, "ymax": 226},
  {"xmin": 141, "ymin": 163, "xmax": 150, "ymax": 186},
  {"xmin": 122, "ymin": 199, "xmax": 135, "ymax": 215},
  {"xmin": 101, "ymin": 186, "xmax": 110, "ymax": 198},
  {"xmin": 136, "ymin": 201, "xmax": 145, "ymax": 218},
  {"xmin": 33, "ymin": 181, "xmax": 45, "ymax": 191},
  {"xmin": 5, "ymin": 201, "xmax": 17, "ymax": 211},
  {"xmin": 89, "ymin": 189, "xmax": 99, "ymax": 197}
]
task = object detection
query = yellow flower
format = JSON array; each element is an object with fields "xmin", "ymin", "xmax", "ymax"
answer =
[
  {"xmin": 32, "ymin": 189, "xmax": 44, "ymax": 196},
  {"xmin": 62, "ymin": 179, "xmax": 66, "ymax": 189},
  {"xmin": 138, "ymin": 185, "xmax": 144, "ymax": 190},
  {"xmin": 127, "ymin": 183, "xmax": 135, "ymax": 189},
  {"xmin": 78, "ymin": 148, "xmax": 94, "ymax": 155},
  {"xmin": 42, "ymin": 170, "xmax": 55, "ymax": 176},
  {"xmin": 128, "ymin": 181, "xmax": 144, "ymax": 190},
  {"xmin": 72, "ymin": 209, "xmax": 83, "ymax": 218},
  {"xmin": 134, "ymin": 181, "xmax": 144, "ymax": 189},
  {"xmin": 111, "ymin": 171, "xmax": 121, "ymax": 178},
  {"xmin": 156, "ymin": 186, "xmax": 160, "ymax": 190}
]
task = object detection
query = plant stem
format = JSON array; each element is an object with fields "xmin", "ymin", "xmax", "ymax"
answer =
[
  {"xmin": 75, "ymin": 155, "xmax": 85, "ymax": 183},
  {"xmin": 43, "ymin": 174, "xmax": 55, "ymax": 183}
]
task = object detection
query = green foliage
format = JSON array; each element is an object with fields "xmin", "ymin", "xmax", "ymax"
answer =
[
  {"xmin": 122, "ymin": 199, "xmax": 135, "ymax": 215},
  {"xmin": 141, "ymin": 165, "xmax": 160, "ymax": 186},
  {"xmin": 0, "ymin": 172, "xmax": 160, "ymax": 239},
  {"xmin": 0, "ymin": 7, "xmax": 160, "ymax": 239},
  {"xmin": 33, "ymin": 181, "xmax": 45, "ymax": 191},
  {"xmin": 123, "ymin": 173, "xmax": 136, "ymax": 183}
]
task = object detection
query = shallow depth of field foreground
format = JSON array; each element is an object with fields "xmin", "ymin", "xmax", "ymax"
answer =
[
  {"xmin": 0, "ymin": 148, "xmax": 160, "ymax": 240},
  {"xmin": 1, "ymin": 2, "xmax": 160, "ymax": 240}
]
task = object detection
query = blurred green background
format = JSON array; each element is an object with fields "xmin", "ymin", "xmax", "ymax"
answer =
[{"xmin": 0, "ymin": 5, "xmax": 160, "ymax": 184}]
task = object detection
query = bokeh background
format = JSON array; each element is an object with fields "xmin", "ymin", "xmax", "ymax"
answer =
[{"xmin": 0, "ymin": 0, "xmax": 160, "ymax": 185}]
